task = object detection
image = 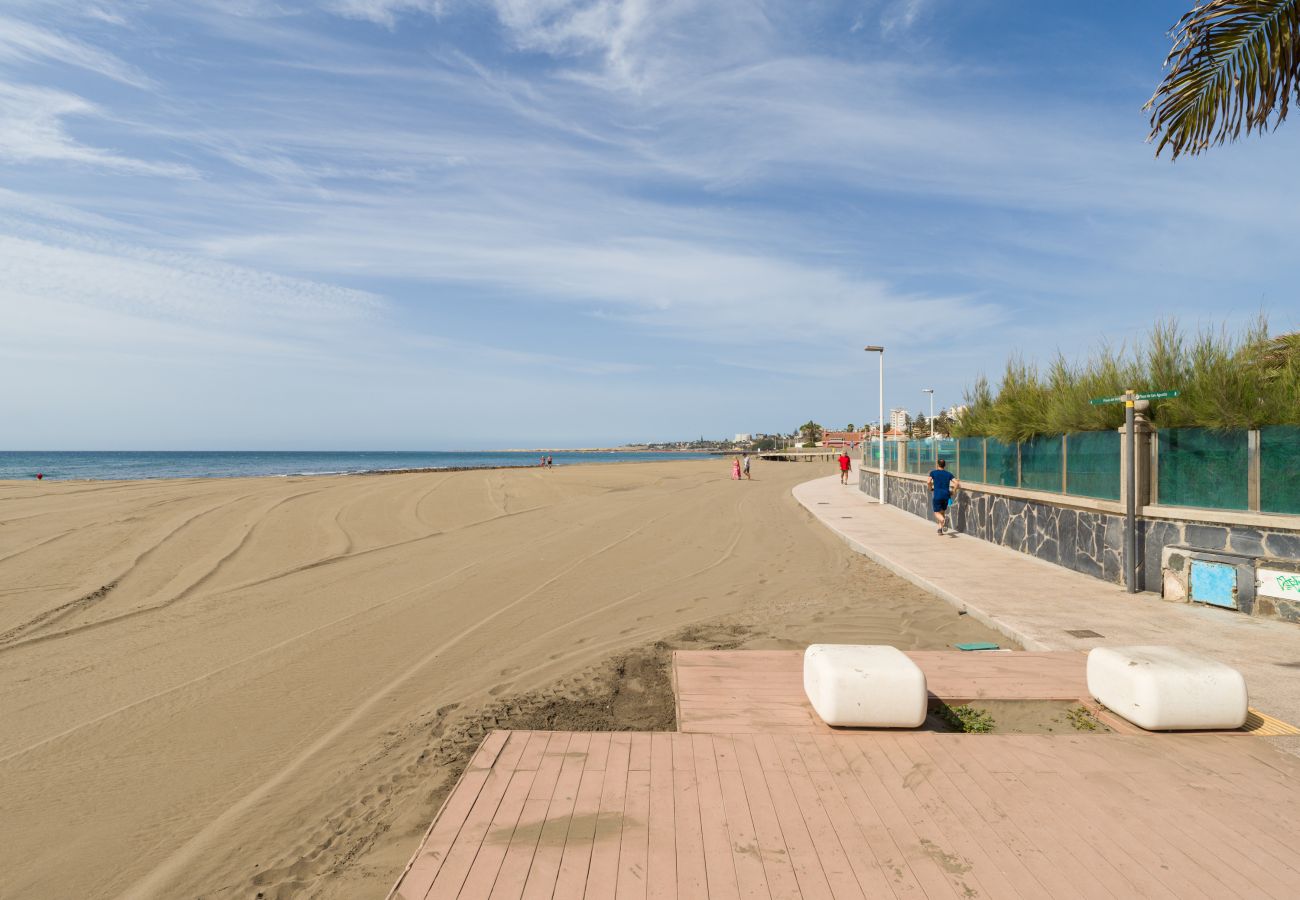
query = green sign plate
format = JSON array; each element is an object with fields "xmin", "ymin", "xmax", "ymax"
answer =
[{"xmin": 1090, "ymin": 389, "xmax": 1180, "ymax": 406}]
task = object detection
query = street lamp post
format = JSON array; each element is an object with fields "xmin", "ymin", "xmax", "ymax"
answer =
[
  {"xmin": 865, "ymin": 346, "xmax": 885, "ymax": 504},
  {"xmin": 922, "ymin": 388, "xmax": 935, "ymax": 466}
]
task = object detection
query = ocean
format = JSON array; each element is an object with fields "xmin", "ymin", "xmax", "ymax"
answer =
[{"xmin": 0, "ymin": 450, "xmax": 720, "ymax": 481}]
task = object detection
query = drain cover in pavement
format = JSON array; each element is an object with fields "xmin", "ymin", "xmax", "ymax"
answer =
[{"xmin": 1066, "ymin": 629, "xmax": 1104, "ymax": 638}]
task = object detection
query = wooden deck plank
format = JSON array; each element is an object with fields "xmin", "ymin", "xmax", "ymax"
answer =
[
  {"xmin": 689, "ymin": 734, "xmax": 743, "ymax": 900},
  {"xmin": 709, "ymin": 736, "xmax": 774, "ymax": 900},
  {"xmin": 769, "ymin": 734, "xmax": 866, "ymax": 900},
  {"xmin": 834, "ymin": 736, "xmax": 964, "ymax": 899},
  {"xmin": 903, "ymin": 735, "xmax": 1087, "ymax": 900},
  {"xmin": 583, "ymin": 732, "xmax": 631, "ymax": 900},
  {"xmin": 855, "ymin": 735, "xmax": 996, "ymax": 899},
  {"xmin": 1019, "ymin": 735, "xmax": 1298, "ymax": 898},
  {"xmin": 725, "ymin": 735, "xmax": 804, "ymax": 898},
  {"xmin": 521, "ymin": 733, "xmax": 590, "ymax": 900},
  {"xmin": 553, "ymin": 733, "xmax": 612, "ymax": 899},
  {"xmin": 391, "ymin": 768, "xmax": 491, "ymax": 900},
  {"xmin": 879, "ymin": 734, "xmax": 1040, "ymax": 900},
  {"xmin": 646, "ymin": 732, "xmax": 679, "ymax": 899},
  {"xmin": 744, "ymin": 733, "xmax": 837, "ymax": 900},
  {"xmin": 391, "ymin": 730, "xmax": 516, "ymax": 899},
  {"xmin": 954, "ymin": 734, "xmax": 1214, "ymax": 900},
  {"xmin": 460, "ymin": 733, "xmax": 552, "ymax": 899},
  {"xmin": 806, "ymin": 735, "xmax": 925, "ymax": 900},
  {"xmin": 617, "ymin": 768, "xmax": 652, "ymax": 900},
  {"xmin": 670, "ymin": 733, "xmax": 709, "ymax": 899},
  {"xmin": 673, "ymin": 650, "xmax": 1098, "ymax": 734},
  {"xmin": 487, "ymin": 732, "xmax": 572, "ymax": 900},
  {"xmin": 427, "ymin": 732, "xmax": 534, "ymax": 898},
  {"xmin": 393, "ymin": 727, "xmax": 1300, "ymax": 900},
  {"xmin": 1004, "ymin": 735, "xmax": 1278, "ymax": 893}
]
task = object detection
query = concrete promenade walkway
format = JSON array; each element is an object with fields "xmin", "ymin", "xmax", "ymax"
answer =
[{"xmin": 794, "ymin": 474, "xmax": 1300, "ymax": 728}]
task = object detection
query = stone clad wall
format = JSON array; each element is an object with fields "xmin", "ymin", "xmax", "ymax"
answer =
[{"xmin": 859, "ymin": 469, "xmax": 1300, "ymax": 604}]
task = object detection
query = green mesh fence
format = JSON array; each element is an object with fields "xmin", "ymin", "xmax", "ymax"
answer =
[
  {"xmin": 1158, "ymin": 428, "xmax": 1248, "ymax": 511},
  {"xmin": 935, "ymin": 439, "xmax": 956, "ymax": 471},
  {"xmin": 1065, "ymin": 431, "xmax": 1120, "ymax": 501},
  {"xmin": 907, "ymin": 442, "xmax": 926, "ymax": 475},
  {"xmin": 956, "ymin": 438, "xmax": 985, "ymax": 482},
  {"xmin": 905, "ymin": 439, "xmax": 957, "ymax": 475},
  {"xmin": 1261, "ymin": 426, "xmax": 1300, "ymax": 514},
  {"xmin": 986, "ymin": 438, "xmax": 1019, "ymax": 487},
  {"xmin": 1020, "ymin": 435, "xmax": 1063, "ymax": 493},
  {"xmin": 868, "ymin": 441, "xmax": 898, "ymax": 470}
]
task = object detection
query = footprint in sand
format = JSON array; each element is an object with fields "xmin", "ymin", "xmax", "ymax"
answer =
[
  {"xmin": 499, "ymin": 665, "xmax": 521, "ymax": 677},
  {"xmin": 488, "ymin": 682, "xmax": 512, "ymax": 697}
]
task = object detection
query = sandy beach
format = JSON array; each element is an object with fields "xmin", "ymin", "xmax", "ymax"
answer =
[{"xmin": 0, "ymin": 459, "xmax": 1005, "ymax": 899}]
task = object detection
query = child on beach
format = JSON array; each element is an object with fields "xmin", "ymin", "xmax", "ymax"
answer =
[{"xmin": 742, "ymin": 454, "xmax": 751, "ymax": 479}]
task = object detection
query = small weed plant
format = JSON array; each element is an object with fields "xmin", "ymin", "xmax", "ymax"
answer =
[
  {"xmin": 937, "ymin": 704, "xmax": 995, "ymax": 734},
  {"xmin": 1065, "ymin": 706, "xmax": 1100, "ymax": 732}
]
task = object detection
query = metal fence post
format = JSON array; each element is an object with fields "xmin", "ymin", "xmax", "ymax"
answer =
[
  {"xmin": 1061, "ymin": 434, "xmax": 1069, "ymax": 496},
  {"xmin": 1150, "ymin": 429, "xmax": 1159, "ymax": 505},
  {"xmin": 1248, "ymin": 429, "xmax": 1261, "ymax": 512},
  {"xmin": 982, "ymin": 438, "xmax": 987, "ymax": 484}
]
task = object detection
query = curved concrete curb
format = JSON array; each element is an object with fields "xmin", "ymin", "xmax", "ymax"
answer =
[{"xmin": 794, "ymin": 475, "xmax": 1062, "ymax": 652}]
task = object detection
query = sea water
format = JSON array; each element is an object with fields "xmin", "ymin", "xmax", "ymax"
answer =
[{"xmin": 0, "ymin": 450, "xmax": 719, "ymax": 481}]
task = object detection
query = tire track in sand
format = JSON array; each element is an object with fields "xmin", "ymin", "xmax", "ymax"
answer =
[
  {"xmin": 0, "ymin": 481, "xmax": 694, "ymax": 761},
  {"xmin": 0, "ymin": 489, "xmax": 316, "ymax": 649},
  {"xmin": 113, "ymin": 510, "xmax": 672, "ymax": 900}
]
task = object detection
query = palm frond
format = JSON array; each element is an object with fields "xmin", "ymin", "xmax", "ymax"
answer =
[{"xmin": 1147, "ymin": 0, "xmax": 1300, "ymax": 158}]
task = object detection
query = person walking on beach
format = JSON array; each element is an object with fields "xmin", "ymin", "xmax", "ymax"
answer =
[
  {"xmin": 742, "ymin": 454, "xmax": 751, "ymax": 480},
  {"xmin": 837, "ymin": 450, "xmax": 852, "ymax": 485},
  {"xmin": 546, "ymin": 455, "xmax": 553, "ymax": 468},
  {"xmin": 928, "ymin": 458, "xmax": 958, "ymax": 534},
  {"xmin": 731, "ymin": 457, "xmax": 742, "ymax": 480}
]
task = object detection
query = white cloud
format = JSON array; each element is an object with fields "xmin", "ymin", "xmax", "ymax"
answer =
[
  {"xmin": 0, "ymin": 82, "xmax": 195, "ymax": 176},
  {"xmin": 0, "ymin": 229, "xmax": 383, "ymax": 332},
  {"xmin": 0, "ymin": 15, "xmax": 153, "ymax": 88}
]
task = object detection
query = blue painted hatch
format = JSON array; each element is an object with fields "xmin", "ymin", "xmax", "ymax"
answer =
[{"xmin": 1189, "ymin": 559, "xmax": 1238, "ymax": 609}]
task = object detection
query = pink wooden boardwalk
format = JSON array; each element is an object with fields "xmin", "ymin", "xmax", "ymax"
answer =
[
  {"xmin": 390, "ymin": 728, "xmax": 1300, "ymax": 899},
  {"xmin": 390, "ymin": 651, "xmax": 1300, "ymax": 898},
  {"xmin": 672, "ymin": 650, "xmax": 1097, "ymax": 735}
]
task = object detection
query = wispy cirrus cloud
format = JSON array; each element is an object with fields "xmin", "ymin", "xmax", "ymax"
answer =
[
  {"xmin": 0, "ymin": 82, "xmax": 194, "ymax": 176},
  {"xmin": 0, "ymin": 15, "xmax": 153, "ymax": 88}
]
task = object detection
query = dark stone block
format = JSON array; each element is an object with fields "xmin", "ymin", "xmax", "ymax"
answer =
[
  {"xmin": 1058, "ymin": 509, "xmax": 1078, "ymax": 562},
  {"xmin": 1140, "ymin": 520, "xmax": 1180, "ymax": 592},
  {"xmin": 1264, "ymin": 531, "xmax": 1300, "ymax": 561},
  {"xmin": 1074, "ymin": 546, "xmax": 1103, "ymax": 579},
  {"xmin": 1103, "ymin": 516, "xmax": 1122, "ymax": 558},
  {"xmin": 1103, "ymin": 545, "xmax": 1122, "ymax": 583},
  {"xmin": 1005, "ymin": 508, "xmax": 1027, "ymax": 551},
  {"xmin": 1184, "ymin": 523, "xmax": 1228, "ymax": 551},
  {"xmin": 1226, "ymin": 527, "xmax": 1265, "ymax": 557},
  {"xmin": 1038, "ymin": 535, "xmax": 1060, "ymax": 566}
]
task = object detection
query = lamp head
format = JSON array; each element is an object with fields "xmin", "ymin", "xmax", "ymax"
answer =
[{"xmin": 864, "ymin": 345, "xmax": 884, "ymax": 353}]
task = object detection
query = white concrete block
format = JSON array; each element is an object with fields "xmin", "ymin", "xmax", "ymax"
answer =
[
  {"xmin": 1087, "ymin": 646, "xmax": 1248, "ymax": 731},
  {"xmin": 803, "ymin": 644, "xmax": 927, "ymax": 728}
]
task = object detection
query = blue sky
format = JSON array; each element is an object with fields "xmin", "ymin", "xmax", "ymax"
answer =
[{"xmin": 2, "ymin": 0, "xmax": 1297, "ymax": 449}]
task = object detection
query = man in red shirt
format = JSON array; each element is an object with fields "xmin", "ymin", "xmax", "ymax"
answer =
[{"xmin": 837, "ymin": 450, "xmax": 852, "ymax": 485}]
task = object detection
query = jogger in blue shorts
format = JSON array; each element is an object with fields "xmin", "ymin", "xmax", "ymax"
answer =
[{"xmin": 928, "ymin": 459, "xmax": 958, "ymax": 534}]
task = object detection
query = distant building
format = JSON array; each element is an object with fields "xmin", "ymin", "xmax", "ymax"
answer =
[
  {"xmin": 822, "ymin": 430, "xmax": 867, "ymax": 448},
  {"xmin": 889, "ymin": 408, "xmax": 908, "ymax": 433},
  {"xmin": 733, "ymin": 433, "xmax": 752, "ymax": 443}
]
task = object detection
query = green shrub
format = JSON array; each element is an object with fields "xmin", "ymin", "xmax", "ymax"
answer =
[{"xmin": 953, "ymin": 318, "xmax": 1300, "ymax": 440}]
